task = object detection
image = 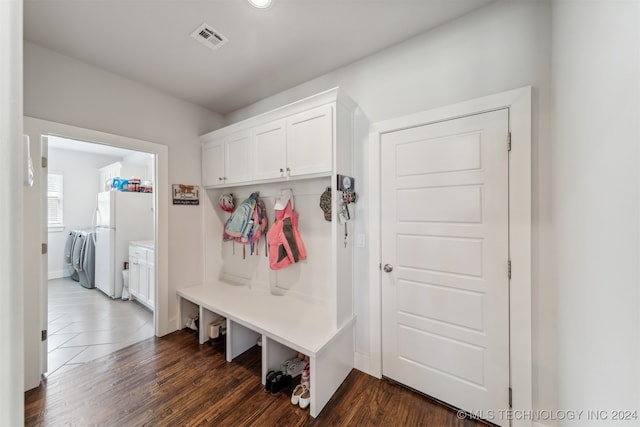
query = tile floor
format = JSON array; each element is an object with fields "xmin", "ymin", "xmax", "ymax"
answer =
[{"xmin": 47, "ymin": 277, "xmax": 154, "ymax": 377}]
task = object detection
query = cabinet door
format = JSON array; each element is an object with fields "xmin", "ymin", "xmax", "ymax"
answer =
[
  {"xmin": 129, "ymin": 255, "xmax": 140, "ymax": 298},
  {"xmin": 286, "ymin": 104, "xmax": 333, "ymax": 177},
  {"xmin": 225, "ymin": 131, "xmax": 253, "ymax": 184},
  {"xmin": 138, "ymin": 253, "xmax": 149, "ymax": 302},
  {"xmin": 147, "ymin": 251, "xmax": 155, "ymax": 310},
  {"xmin": 253, "ymin": 120, "xmax": 286, "ymax": 180},
  {"xmin": 202, "ymin": 140, "xmax": 225, "ymax": 187}
]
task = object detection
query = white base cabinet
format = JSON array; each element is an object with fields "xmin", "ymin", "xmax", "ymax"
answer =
[{"xmin": 129, "ymin": 241, "xmax": 154, "ymax": 311}]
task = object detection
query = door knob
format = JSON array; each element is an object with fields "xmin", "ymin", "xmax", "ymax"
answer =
[{"xmin": 383, "ymin": 264, "xmax": 393, "ymax": 273}]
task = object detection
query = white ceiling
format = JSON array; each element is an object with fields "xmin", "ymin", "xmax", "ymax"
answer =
[{"xmin": 24, "ymin": 0, "xmax": 494, "ymax": 116}]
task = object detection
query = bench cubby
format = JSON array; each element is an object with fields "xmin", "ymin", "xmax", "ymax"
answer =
[{"xmin": 177, "ymin": 283, "xmax": 355, "ymax": 417}]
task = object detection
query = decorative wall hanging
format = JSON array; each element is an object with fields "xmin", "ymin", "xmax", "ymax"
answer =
[
  {"xmin": 319, "ymin": 187, "xmax": 331, "ymax": 221},
  {"xmin": 172, "ymin": 184, "xmax": 200, "ymax": 205}
]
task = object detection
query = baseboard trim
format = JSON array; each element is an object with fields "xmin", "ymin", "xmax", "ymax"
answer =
[
  {"xmin": 355, "ymin": 351, "xmax": 381, "ymax": 378},
  {"xmin": 48, "ymin": 270, "xmax": 68, "ymax": 280}
]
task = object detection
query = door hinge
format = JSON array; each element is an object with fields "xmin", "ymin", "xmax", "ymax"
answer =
[
  {"xmin": 509, "ymin": 387, "xmax": 513, "ymax": 408},
  {"xmin": 507, "ymin": 132, "xmax": 512, "ymax": 151},
  {"xmin": 41, "ymin": 157, "xmax": 48, "ymax": 168},
  {"xmin": 508, "ymin": 260, "xmax": 512, "ymax": 280},
  {"xmin": 41, "ymin": 329, "xmax": 47, "ymax": 341},
  {"xmin": 42, "ymin": 243, "xmax": 48, "ymax": 255},
  {"xmin": 379, "ymin": 263, "xmax": 382, "ymax": 271}
]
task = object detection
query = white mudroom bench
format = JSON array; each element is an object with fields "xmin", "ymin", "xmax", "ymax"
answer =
[
  {"xmin": 184, "ymin": 87, "xmax": 365, "ymax": 418},
  {"xmin": 177, "ymin": 282, "xmax": 355, "ymax": 418}
]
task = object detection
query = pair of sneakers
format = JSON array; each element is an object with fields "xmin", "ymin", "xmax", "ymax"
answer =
[
  {"xmin": 264, "ymin": 370, "xmax": 292, "ymax": 395},
  {"xmin": 291, "ymin": 383, "xmax": 310, "ymax": 409},
  {"xmin": 281, "ymin": 356, "xmax": 306, "ymax": 377}
]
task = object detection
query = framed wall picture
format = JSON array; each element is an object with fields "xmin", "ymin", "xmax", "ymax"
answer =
[{"xmin": 172, "ymin": 184, "xmax": 200, "ymax": 205}]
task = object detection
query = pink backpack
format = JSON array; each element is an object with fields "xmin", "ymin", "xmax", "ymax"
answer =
[{"xmin": 267, "ymin": 200, "xmax": 306, "ymax": 270}]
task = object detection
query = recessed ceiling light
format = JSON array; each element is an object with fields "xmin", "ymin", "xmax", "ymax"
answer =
[{"xmin": 248, "ymin": 0, "xmax": 272, "ymax": 8}]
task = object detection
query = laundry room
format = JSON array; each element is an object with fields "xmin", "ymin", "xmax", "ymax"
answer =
[
  {"xmin": 44, "ymin": 134, "xmax": 157, "ymax": 375},
  {"xmin": 47, "ymin": 135, "xmax": 154, "ymax": 283}
]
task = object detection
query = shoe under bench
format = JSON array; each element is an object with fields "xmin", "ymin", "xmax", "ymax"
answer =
[{"xmin": 177, "ymin": 282, "xmax": 356, "ymax": 418}]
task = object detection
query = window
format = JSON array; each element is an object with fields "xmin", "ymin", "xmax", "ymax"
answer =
[{"xmin": 48, "ymin": 173, "xmax": 64, "ymax": 231}]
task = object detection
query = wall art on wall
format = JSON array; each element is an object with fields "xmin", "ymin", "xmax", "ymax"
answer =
[{"xmin": 172, "ymin": 184, "xmax": 200, "ymax": 205}]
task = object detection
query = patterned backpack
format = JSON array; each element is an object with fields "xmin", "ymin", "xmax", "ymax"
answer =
[{"xmin": 223, "ymin": 192, "xmax": 268, "ymax": 257}]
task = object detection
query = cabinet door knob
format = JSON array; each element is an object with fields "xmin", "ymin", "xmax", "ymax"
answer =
[
  {"xmin": 383, "ymin": 264, "xmax": 393, "ymax": 273},
  {"xmin": 218, "ymin": 177, "xmax": 223, "ymax": 181},
  {"xmin": 279, "ymin": 168, "xmax": 284, "ymax": 173}
]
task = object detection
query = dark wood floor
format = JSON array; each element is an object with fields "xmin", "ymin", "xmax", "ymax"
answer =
[{"xmin": 25, "ymin": 330, "xmax": 488, "ymax": 426}]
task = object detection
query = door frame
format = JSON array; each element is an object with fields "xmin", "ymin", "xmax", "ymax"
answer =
[
  {"xmin": 23, "ymin": 117, "xmax": 170, "ymax": 387},
  {"xmin": 367, "ymin": 87, "xmax": 532, "ymax": 422}
]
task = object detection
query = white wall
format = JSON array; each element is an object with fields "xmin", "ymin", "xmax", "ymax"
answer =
[
  {"xmin": 225, "ymin": 0, "xmax": 555, "ymax": 418},
  {"xmin": 552, "ymin": 1, "xmax": 640, "ymax": 425},
  {"xmin": 47, "ymin": 148, "xmax": 121, "ymax": 279},
  {"xmin": 23, "ymin": 41, "xmax": 223, "ymax": 390},
  {"xmin": 1, "ymin": 0, "xmax": 24, "ymax": 424},
  {"xmin": 204, "ymin": 179, "xmax": 333, "ymax": 305},
  {"xmin": 121, "ymin": 152, "xmax": 154, "ymax": 183}
]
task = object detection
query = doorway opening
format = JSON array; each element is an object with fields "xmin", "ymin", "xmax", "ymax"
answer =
[
  {"xmin": 45, "ymin": 135, "xmax": 157, "ymax": 377},
  {"xmin": 23, "ymin": 116, "xmax": 170, "ymax": 390}
]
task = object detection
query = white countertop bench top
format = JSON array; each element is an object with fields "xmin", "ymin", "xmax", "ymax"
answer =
[
  {"xmin": 177, "ymin": 282, "xmax": 350, "ymax": 356},
  {"xmin": 129, "ymin": 240, "xmax": 154, "ymax": 250}
]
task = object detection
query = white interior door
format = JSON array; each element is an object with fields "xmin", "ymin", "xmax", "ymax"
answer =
[{"xmin": 381, "ymin": 109, "xmax": 510, "ymax": 425}]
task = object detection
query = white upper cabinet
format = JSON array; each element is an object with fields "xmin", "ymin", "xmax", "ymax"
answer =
[
  {"xmin": 224, "ymin": 130, "xmax": 252, "ymax": 184},
  {"xmin": 201, "ymin": 88, "xmax": 356, "ymax": 188},
  {"xmin": 252, "ymin": 106, "xmax": 332, "ymax": 180},
  {"xmin": 252, "ymin": 120, "xmax": 286, "ymax": 181},
  {"xmin": 202, "ymin": 139, "xmax": 224, "ymax": 187},
  {"xmin": 203, "ymin": 131, "xmax": 252, "ymax": 187},
  {"xmin": 286, "ymin": 104, "xmax": 333, "ymax": 177}
]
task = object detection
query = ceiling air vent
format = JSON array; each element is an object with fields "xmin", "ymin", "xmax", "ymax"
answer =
[{"xmin": 191, "ymin": 23, "xmax": 228, "ymax": 51}]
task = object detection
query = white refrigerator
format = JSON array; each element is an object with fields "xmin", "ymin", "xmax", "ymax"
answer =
[{"xmin": 94, "ymin": 191, "xmax": 154, "ymax": 299}]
